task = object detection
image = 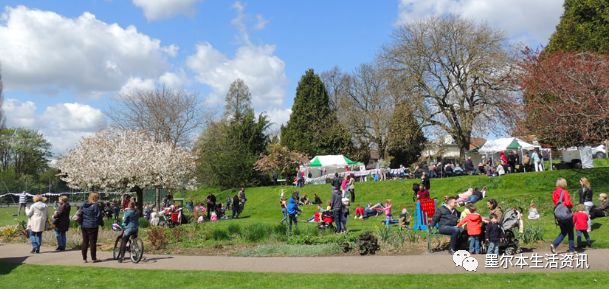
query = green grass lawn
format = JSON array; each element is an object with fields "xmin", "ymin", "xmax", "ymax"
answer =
[
  {"xmin": 1, "ymin": 263, "xmax": 608, "ymax": 289},
  {"xmin": 4, "ymin": 168, "xmax": 609, "ymax": 253}
]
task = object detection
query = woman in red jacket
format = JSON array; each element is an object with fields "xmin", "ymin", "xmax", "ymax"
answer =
[{"xmin": 551, "ymin": 178, "xmax": 575, "ymax": 253}]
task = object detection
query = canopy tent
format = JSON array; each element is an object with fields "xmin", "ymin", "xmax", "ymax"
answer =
[
  {"xmin": 478, "ymin": 137, "xmax": 539, "ymax": 154},
  {"xmin": 308, "ymin": 155, "xmax": 362, "ymax": 168}
]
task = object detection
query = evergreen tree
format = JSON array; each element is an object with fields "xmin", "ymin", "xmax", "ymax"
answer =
[
  {"xmin": 196, "ymin": 110, "xmax": 269, "ymax": 188},
  {"xmin": 281, "ymin": 69, "xmax": 352, "ymax": 156},
  {"xmin": 546, "ymin": 0, "xmax": 609, "ymax": 53},
  {"xmin": 387, "ymin": 101, "xmax": 426, "ymax": 167}
]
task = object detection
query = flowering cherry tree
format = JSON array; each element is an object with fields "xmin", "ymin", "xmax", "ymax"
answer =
[{"xmin": 56, "ymin": 129, "xmax": 196, "ymax": 212}]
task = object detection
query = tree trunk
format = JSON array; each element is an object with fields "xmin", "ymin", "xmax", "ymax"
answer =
[
  {"xmin": 131, "ymin": 186, "xmax": 144, "ymax": 217},
  {"xmin": 155, "ymin": 187, "xmax": 161, "ymax": 213}
]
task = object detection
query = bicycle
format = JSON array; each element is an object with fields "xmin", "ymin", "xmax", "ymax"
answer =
[{"xmin": 112, "ymin": 223, "xmax": 144, "ymax": 263}]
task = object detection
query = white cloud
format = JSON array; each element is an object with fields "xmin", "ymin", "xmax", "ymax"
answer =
[
  {"xmin": 186, "ymin": 2, "xmax": 286, "ymax": 112},
  {"xmin": 0, "ymin": 6, "xmax": 177, "ymax": 96},
  {"xmin": 397, "ymin": 0, "xmax": 564, "ymax": 46},
  {"xmin": 187, "ymin": 43, "xmax": 287, "ymax": 109},
  {"xmin": 132, "ymin": 0, "xmax": 201, "ymax": 21},
  {"xmin": 254, "ymin": 14, "xmax": 269, "ymax": 30},
  {"xmin": 264, "ymin": 108, "xmax": 291, "ymax": 131},
  {"xmin": 119, "ymin": 77, "xmax": 156, "ymax": 96},
  {"xmin": 3, "ymin": 99, "xmax": 107, "ymax": 154},
  {"xmin": 118, "ymin": 71, "xmax": 187, "ymax": 96}
]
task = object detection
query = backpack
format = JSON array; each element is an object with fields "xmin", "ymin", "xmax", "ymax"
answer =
[{"xmin": 554, "ymin": 190, "xmax": 572, "ymax": 221}]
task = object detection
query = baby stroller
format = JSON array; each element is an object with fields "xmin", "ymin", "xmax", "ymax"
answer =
[{"xmin": 498, "ymin": 208, "xmax": 523, "ymax": 255}]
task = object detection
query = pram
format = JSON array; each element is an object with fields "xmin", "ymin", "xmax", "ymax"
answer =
[{"xmin": 497, "ymin": 208, "xmax": 523, "ymax": 255}]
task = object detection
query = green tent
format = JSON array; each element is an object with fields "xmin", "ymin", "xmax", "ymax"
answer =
[{"xmin": 308, "ymin": 155, "xmax": 362, "ymax": 168}]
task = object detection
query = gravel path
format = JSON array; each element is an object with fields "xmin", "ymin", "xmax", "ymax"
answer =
[{"xmin": 1, "ymin": 243, "xmax": 606, "ymax": 274}]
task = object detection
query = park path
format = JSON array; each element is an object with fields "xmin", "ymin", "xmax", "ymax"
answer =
[{"xmin": 1, "ymin": 243, "xmax": 608, "ymax": 274}]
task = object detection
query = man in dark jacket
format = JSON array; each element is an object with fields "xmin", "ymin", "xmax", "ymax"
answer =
[
  {"xmin": 331, "ymin": 189, "xmax": 344, "ymax": 233},
  {"xmin": 464, "ymin": 157, "xmax": 475, "ymax": 175},
  {"xmin": 331, "ymin": 173, "xmax": 341, "ymax": 191},
  {"xmin": 431, "ymin": 196, "xmax": 462, "ymax": 254},
  {"xmin": 52, "ymin": 196, "xmax": 71, "ymax": 251}
]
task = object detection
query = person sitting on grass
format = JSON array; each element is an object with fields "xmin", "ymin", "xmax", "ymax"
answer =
[
  {"xmin": 591, "ymin": 193, "xmax": 609, "ymax": 219},
  {"xmin": 313, "ymin": 193, "xmax": 322, "ymax": 205},
  {"xmin": 457, "ymin": 205, "xmax": 482, "ymax": 254},
  {"xmin": 528, "ymin": 202, "xmax": 540, "ymax": 220},
  {"xmin": 573, "ymin": 204, "xmax": 592, "ymax": 249},
  {"xmin": 354, "ymin": 204, "xmax": 365, "ymax": 220},
  {"xmin": 431, "ymin": 196, "xmax": 462, "ymax": 254},
  {"xmin": 308, "ymin": 205, "xmax": 325, "ymax": 222},
  {"xmin": 363, "ymin": 203, "xmax": 379, "ymax": 218},
  {"xmin": 299, "ymin": 194, "xmax": 310, "ymax": 206}
]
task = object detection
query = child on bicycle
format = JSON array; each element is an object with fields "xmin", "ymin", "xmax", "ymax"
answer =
[{"xmin": 117, "ymin": 201, "xmax": 139, "ymax": 263}]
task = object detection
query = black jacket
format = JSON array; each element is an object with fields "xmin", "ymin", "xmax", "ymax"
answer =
[
  {"xmin": 485, "ymin": 222, "xmax": 503, "ymax": 242},
  {"xmin": 579, "ymin": 188, "xmax": 593, "ymax": 204},
  {"xmin": 331, "ymin": 177, "xmax": 341, "ymax": 189},
  {"xmin": 431, "ymin": 205, "xmax": 459, "ymax": 228},
  {"xmin": 53, "ymin": 203, "xmax": 71, "ymax": 232},
  {"xmin": 331, "ymin": 191, "xmax": 343, "ymax": 211}
]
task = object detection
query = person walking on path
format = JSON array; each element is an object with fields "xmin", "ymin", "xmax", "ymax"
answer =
[
  {"xmin": 578, "ymin": 177, "xmax": 594, "ymax": 232},
  {"xmin": 17, "ymin": 191, "xmax": 31, "ymax": 216},
  {"xmin": 52, "ymin": 196, "xmax": 71, "ymax": 251},
  {"xmin": 551, "ymin": 178, "xmax": 575, "ymax": 253},
  {"xmin": 80, "ymin": 192, "xmax": 103, "ymax": 263},
  {"xmin": 26, "ymin": 195, "xmax": 48, "ymax": 254},
  {"xmin": 573, "ymin": 204, "xmax": 592, "ymax": 249}
]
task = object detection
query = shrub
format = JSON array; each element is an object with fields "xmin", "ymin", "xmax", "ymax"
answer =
[
  {"xmin": 244, "ymin": 223, "xmax": 271, "ymax": 242},
  {"xmin": 357, "ymin": 231, "xmax": 380, "ymax": 255},
  {"xmin": 212, "ymin": 228, "xmax": 230, "ymax": 241},
  {"xmin": 519, "ymin": 224, "xmax": 544, "ymax": 244},
  {"xmin": 147, "ymin": 227, "xmax": 167, "ymax": 250},
  {"xmin": 138, "ymin": 217, "xmax": 149, "ymax": 229},
  {"xmin": 227, "ymin": 223, "xmax": 241, "ymax": 236}
]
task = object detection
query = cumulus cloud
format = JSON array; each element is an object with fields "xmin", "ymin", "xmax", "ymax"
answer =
[
  {"xmin": 397, "ymin": 0, "xmax": 564, "ymax": 46},
  {"xmin": 186, "ymin": 2, "xmax": 286, "ymax": 111},
  {"xmin": 132, "ymin": 0, "xmax": 202, "ymax": 21},
  {"xmin": 187, "ymin": 43, "xmax": 287, "ymax": 109},
  {"xmin": 3, "ymin": 99, "xmax": 107, "ymax": 154},
  {"xmin": 0, "ymin": 6, "xmax": 176, "ymax": 96},
  {"xmin": 265, "ymin": 108, "xmax": 291, "ymax": 130}
]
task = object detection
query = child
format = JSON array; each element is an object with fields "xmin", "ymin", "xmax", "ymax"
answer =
[
  {"xmin": 417, "ymin": 186, "xmax": 430, "ymax": 201},
  {"xmin": 573, "ymin": 204, "xmax": 592, "ymax": 248},
  {"xmin": 280, "ymin": 198, "xmax": 287, "ymax": 224},
  {"xmin": 412, "ymin": 183, "xmax": 420, "ymax": 202},
  {"xmin": 485, "ymin": 214, "xmax": 502, "ymax": 255},
  {"xmin": 382, "ymin": 199, "xmax": 393, "ymax": 220},
  {"xmin": 210, "ymin": 211, "xmax": 218, "ymax": 222},
  {"xmin": 459, "ymin": 203, "xmax": 473, "ymax": 222},
  {"xmin": 354, "ymin": 204, "xmax": 365, "ymax": 220},
  {"xmin": 528, "ymin": 202, "xmax": 540, "ymax": 220},
  {"xmin": 399, "ymin": 208, "xmax": 409, "ymax": 229},
  {"xmin": 457, "ymin": 205, "xmax": 482, "ymax": 254}
]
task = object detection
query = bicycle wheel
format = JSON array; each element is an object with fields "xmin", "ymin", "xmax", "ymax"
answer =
[
  {"xmin": 130, "ymin": 237, "xmax": 144, "ymax": 263},
  {"xmin": 112, "ymin": 236, "xmax": 121, "ymax": 260}
]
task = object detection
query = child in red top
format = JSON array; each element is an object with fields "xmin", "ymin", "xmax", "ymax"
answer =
[
  {"xmin": 457, "ymin": 205, "xmax": 482, "ymax": 254},
  {"xmin": 417, "ymin": 187, "xmax": 430, "ymax": 200},
  {"xmin": 573, "ymin": 204, "xmax": 592, "ymax": 248}
]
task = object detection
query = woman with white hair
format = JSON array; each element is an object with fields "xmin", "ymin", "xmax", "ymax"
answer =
[{"xmin": 26, "ymin": 195, "xmax": 48, "ymax": 254}]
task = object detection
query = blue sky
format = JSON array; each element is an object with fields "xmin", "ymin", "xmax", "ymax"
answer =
[{"xmin": 0, "ymin": 0, "xmax": 565, "ymax": 154}]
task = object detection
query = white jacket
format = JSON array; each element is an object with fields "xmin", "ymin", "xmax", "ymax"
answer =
[{"xmin": 26, "ymin": 201, "xmax": 48, "ymax": 232}]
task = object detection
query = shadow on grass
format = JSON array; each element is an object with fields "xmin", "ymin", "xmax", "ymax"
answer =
[{"xmin": 0, "ymin": 256, "xmax": 27, "ymax": 275}]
